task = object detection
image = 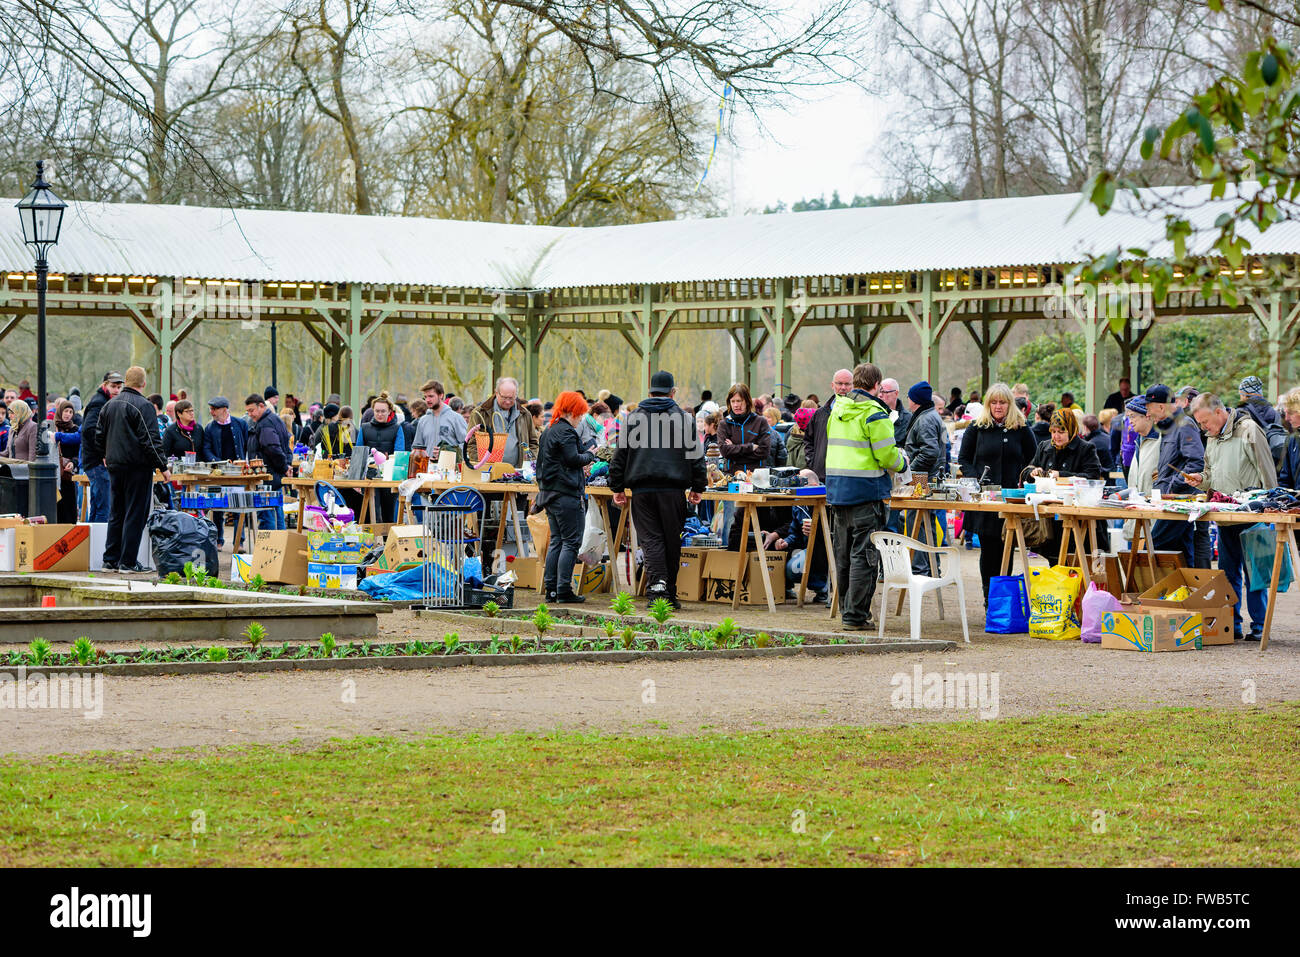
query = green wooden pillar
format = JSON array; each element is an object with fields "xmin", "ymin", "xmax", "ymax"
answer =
[
  {"xmin": 744, "ymin": 306, "xmax": 762, "ymax": 389},
  {"xmin": 1083, "ymin": 313, "xmax": 1102, "ymax": 414},
  {"xmin": 918, "ymin": 271, "xmax": 940, "ymax": 385},
  {"xmin": 1262, "ymin": 293, "xmax": 1284, "ymax": 400},
  {"xmin": 491, "ymin": 315, "xmax": 504, "ymax": 388},
  {"xmin": 773, "ymin": 279, "xmax": 791, "ymax": 396},
  {"xmin": 638, "ymin": 284, "xmax": 661, "ymax": 397},
  {"xmin": 158, "ymin": 309, "xmax": 173, "ymax": 402},
  {"xmin": 524, "ymin": 295, "xmax": 541, "ymax": 400},
  {"xmin": 346, "ymin": 284, "xmax": 364, "ymax": 414}
]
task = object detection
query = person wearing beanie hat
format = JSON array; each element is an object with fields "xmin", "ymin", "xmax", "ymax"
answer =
[
  {"xmin": 264, "ymin": 385, "xmax": 279, "ymax": 409},
  {"xmin": 1237, "ymin": 373, "xmax": 1281, "ymax": 440},
  {"xmin": 1141, "ymin": 382, "xmax": 1204, "ymax": 565},
  {"xmin": 902, "ymin": 379, "xmax": 949, "ymax": 573}
]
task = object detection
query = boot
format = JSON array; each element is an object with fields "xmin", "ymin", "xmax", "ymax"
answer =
[{"xmin": 554, "ymin": 588, "xmax": 586, "ymax": 604}]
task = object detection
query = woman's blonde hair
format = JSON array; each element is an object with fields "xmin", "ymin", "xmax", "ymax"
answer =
[
  {"xmin": 762, "ymin": 405, "xmax": 782, "ymax": 424},
  {"xmin": 973, "ymin": 382, "xmax": 1026, "ymax": 429},
  {"xmin": 1098, "ymin": 407, "xmax": 1118, "ymax": 429},
  {"xmin": 1281, "ymin": 386, "xmax": 1300, "ymax": 422}
]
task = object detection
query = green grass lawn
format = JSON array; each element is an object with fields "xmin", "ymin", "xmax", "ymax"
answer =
[{"xmin": 2, "ymin": 704, "xmax": 1298, "ymax": 866}]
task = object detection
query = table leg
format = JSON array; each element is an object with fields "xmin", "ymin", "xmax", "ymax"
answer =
[
  {"xmin": 1142, "ymin": 520, "xmax": 1156, "ymax": 579},
  {"xmin": 1259, "ymin": 526, "xmax": 1288, "ymax": 652},
  {"xmin": 798, "ymin": 506, "xmax": 819, "ymax": 607},
  {"xmin": 233, "ymin": 512, "xmax": 246, "ymax": 552},
  {"xmin": 1000, "ymin": 515, "xmax": 1015, "ymax": 575},
  {"xmin": 79, "ymin": 486, "xmax": 88, "ymax": 522},
  {"xmin": 509, "ymin": 492, "xmax": 526, "ymax": 557},
  {"xmin": 1011, "ymin": 515, "xmax": 1033, "ymax": 599},
  {"xmin": 819, "ymin": 503, "xmax": 839, "ymax": 620},
  {"xmin": 1071, "ymin": 519, "xmax": 1091, "ymax": 588},
  {"xmin": 749, "ymin": 505, "xmax": 778, "ymax": 614},
  {"xmin": 595, "ymin": 497, "xmax": 616, "ymax": 592},
  {"xmin": 732, "ymin": 504, "xmax": 752, "ymax": 611}
]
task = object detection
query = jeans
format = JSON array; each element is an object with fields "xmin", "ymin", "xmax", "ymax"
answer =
[
  {"xmin": 1192, "ymin": 521, "xmax": 1213, "ymax": 569},
  {"xmin": 831, "ymin": 500, "xmax": 887, "ymax": 625},
  {"xmin": 86, "ymin": 464, "xmax": 111, "ymax": 523},
  {"xmin": 1216, "ymin": 523, "xmax": 1267, "ymax": 639},
  {"xmin": 257, "ymin": 473, "xmax": 287, "ymax": 530},
  {"xmin": 542, "ymin": 494, "xmax": 585, "ymax": 596},
  {"xmin": 1152, "ymin": 518, "xmax": 1194, "ymax": 568}
]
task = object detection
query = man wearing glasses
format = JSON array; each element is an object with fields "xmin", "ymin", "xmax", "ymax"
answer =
[{"xmin": 807, "ymin": 369, "xmax": 856, "ymax": 483}]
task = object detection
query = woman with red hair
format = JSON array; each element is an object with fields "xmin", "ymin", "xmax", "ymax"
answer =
[{"xmin": 535, "ymin": 390, "xmax": 595, "ymax": 602}]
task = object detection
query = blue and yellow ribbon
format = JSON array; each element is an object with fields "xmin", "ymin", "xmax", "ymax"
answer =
[{"xmin": 695, "ymin": 83, "xmax": 733, "ymax": 193}]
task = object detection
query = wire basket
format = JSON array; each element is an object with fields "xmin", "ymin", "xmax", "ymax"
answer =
[{"xmin": 420, "ymin": 485, "xmax": 486, "ymax": 609}]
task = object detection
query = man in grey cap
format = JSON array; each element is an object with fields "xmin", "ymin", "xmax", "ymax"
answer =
[
  {"xmin": 78, "ymin": 371, "xmax": 125, "ymax": 524},
  {"xmin": 609, "ymin": 370, "xmax": 706, "ymax": 608},
  {"xmin": 201, "ymin": 397, "xmax": 249, "ymax": 549},
  {"xmin": 1144, "ymin": 383, "xmax": 1203, "ymax": 566}
]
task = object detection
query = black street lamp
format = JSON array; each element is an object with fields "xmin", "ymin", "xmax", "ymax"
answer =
[{"xmin": 15, "ymin": 160, "xmax": 67, "ymax": 522}]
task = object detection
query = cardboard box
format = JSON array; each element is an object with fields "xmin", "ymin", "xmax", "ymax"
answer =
[
  {"xmin": 252, "ymin": 529, "xmax": 310, "ymax": 585},
  {"xmin": 510, "ymin": 556, "xmax": 542, "ymax": 589},
  {"xmin": 307, "ymin": 562, "xmax": 358, "ymax": 591},
  {"xmin": 0, "ymin": 527, "xmax": 14, "ymax": 572},
  {"xmin": 572, "ymin": 563, "xmax": 608, "ymax": 595},
  {"xmin": 705, "ymin": 551, "xmax": 785, "ymax": 604},
  {"xmin": 380, "ymin": 525, "xmax": 426, "ymax": 571},
  {"xmin": 677, "ymin": 546, "xmax": 710, "ymax": 602},
  {"xmin": 1100, "ymin": 607, "xmax": 1203, "ymax": 652},
  {"xmin": 1137, "ymin": 568, "xmax": 1238, "ymax": 646},
  {"xmin": 307, "ymin": 528, "xmax": 376, "ymax": 565},
  {"xmin": 15, "ymin": 524, "xmax": 90, "ymax": 573},
  {"xmin": 1122, "ymin": 550, "xmax": 1187, "ymax": 594}
]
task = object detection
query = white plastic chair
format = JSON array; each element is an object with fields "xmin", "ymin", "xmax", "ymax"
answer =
[{"xmin": 870, "ymin": 531, "xmax": 970, "ymax": 643}]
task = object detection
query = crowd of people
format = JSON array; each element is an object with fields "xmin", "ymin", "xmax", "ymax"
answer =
[{"xmin": 4, "ymin": 362, "xmax": 1298, "ymax": 640}]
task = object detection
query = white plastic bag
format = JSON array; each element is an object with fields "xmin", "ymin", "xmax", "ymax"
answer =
[{"xmin": 578, "ymin": 500, "xmax": 606, "ymax": 565}]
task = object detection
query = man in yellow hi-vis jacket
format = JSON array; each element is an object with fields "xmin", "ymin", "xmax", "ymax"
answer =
[{"xmin": 825, "ymin": 363, "xmax": 908, "ymax": 629}]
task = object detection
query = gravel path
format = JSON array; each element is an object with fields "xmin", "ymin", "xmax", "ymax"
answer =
[{"xmin": 4, "ymin": 553, "xmax": 1296, "ymax": 756}]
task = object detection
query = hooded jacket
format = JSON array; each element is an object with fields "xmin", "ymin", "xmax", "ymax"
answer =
[
  {"xmin": 1202, "ymin": 408, "xmax": 1278, "ymax": 497},
  {"xmin": 78, "ymin": 385, "xmax": 113, "ymax": 470},
  {"xmin": 903, "ymin": 405, "xmax": 947, "ymax": 478},
  {"xmin": 825, "ymin": 389, "xmax": 906, "ymax": 506},
  {"xmin": 609, "ymin": 395, "xmax": 707, "ymax": 493},
  {"xmin": 1154, "ymin": 407, "xmax": 1204, "ymax": 494},
  {"xmin": 716, "ymin": 409, "xmax": 771, "ymax": 473}
]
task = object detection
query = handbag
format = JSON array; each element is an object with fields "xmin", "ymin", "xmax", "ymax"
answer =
[{"xmin": 985, "ymin": 575, "xmax": 1029, "ymax": 633}]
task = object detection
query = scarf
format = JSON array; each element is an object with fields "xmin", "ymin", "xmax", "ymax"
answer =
[{"xmin": 1050, "ymin": 408, "xmax": 1079, "ymax": 443}]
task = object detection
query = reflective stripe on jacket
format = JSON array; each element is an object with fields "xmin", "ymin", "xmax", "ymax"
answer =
[{"xmin": 825, "ymin": 389, "xmax": 906, "ymax": 505}]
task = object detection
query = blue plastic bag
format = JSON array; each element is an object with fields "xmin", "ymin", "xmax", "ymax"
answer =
[
  {"xmin": 985, "ymin": 575, "xmax": 1029, "ymax": 633},
  {"xmin": 358, "ymin": 562, "xmax": 457, "ymax": 601},
  {"xmin": 1240, "ymin": 523, "xmax": 1293, "ymax": 593}
]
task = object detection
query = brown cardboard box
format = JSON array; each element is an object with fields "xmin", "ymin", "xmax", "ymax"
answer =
[
  {"xmin": 1123, "ymin": 550, "xmax": 1186, "ymax": 594},
  {"xmin": 381, "ymin": 525, "xmax": 426, "ymax": 572},
  {"xmin": 705, "ymin": 551, "xmax": 785, "ymax": 604},
  {"xmin": 253, "ymin": 529, "xmax": 310, "ymax": 585},
  {"xmin": 1137, "ymin": 568, "xmax": 1238, "ymax": 645},
  {"xmin": 1100, "ymin": 605, "xmax": 1202, "ymax": 652},
  {"xmin": 15, "ymin": 524, "xmax": 90, "ymax": 573},
  {"xmin": 573, "ymin": 563, "xmax": 608, "ymax": 595},
  {"xmin": 510, "ymin": 556, "xmax": 542, "ymax": 589},
  {"xmin": 677, "ymin": 547, "xmax": 710, "ymax": 602}
]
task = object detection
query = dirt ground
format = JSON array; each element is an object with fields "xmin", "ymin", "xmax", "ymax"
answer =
[{"xmin": 3, "ymin": 550, "xmax": 1296, "ymax": 756}]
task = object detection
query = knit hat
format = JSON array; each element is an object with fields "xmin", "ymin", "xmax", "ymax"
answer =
[
  {"xmin": 1143, "ymin": 383, "xmax": 1173, "ymax": 404},
  {"xmin": 1174, "ymin": 385, "xmax": 1199, "ymax": 401},
  {"xmin": 908, "ymin": 381, "xmax": 933, "ymax": 407},
  {"xmin": 323, "ymin": 402, "xmax": 340, "ymax": 419},
  {"xmin": 1125, "ymin": 395, "xmax": 1148, "ymax": 415},
  {"xmin": 794, "ymin": 407, "xmax": 815, "ymax": 430},
  {"xmin": 1238, "ymin": 375, "xmax": 1265, "ymax": 399},
  {"xmin": 264, "ymin": 385, "xmax": 279, "ymax": 399}
]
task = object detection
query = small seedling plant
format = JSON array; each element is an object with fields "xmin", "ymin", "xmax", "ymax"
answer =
[
  {"xmin": 481, "ymin": 600, "xmax": 500, "ymax": 618},
  {"xmin": 70, "ymin": 636, "xmax": 96, "ymax": 666},
  {"xmin": 532, "ymin": 604, "xmax": 556, "ymax": 649},
  {"xmin": 241, "ymin": 622, "xmax": 267, "ymax": 652},
  {"xmin": 610, "ymin": 592, "xmax": 635, "ymax": 619},
  {"xmin": 28, "ymin": 638, "xmax": 51, "ymax": 666},
  {"xmin": 207, "ymin": 646, "xmax": 229, "ymax": 662},
  {"xmin": 647, "ymin": 598, "xmax": 674, "ymax": 633}
]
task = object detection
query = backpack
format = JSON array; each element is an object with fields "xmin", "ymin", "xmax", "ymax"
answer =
[{"xmin": 1264, "ymin": 421, "xmax": 1287, "ymax": 467}]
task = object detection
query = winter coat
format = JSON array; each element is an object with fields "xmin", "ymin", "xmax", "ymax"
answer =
[
  {"xmin": 470, "ymin": 396, "xmax": 539, "ymax": 461},
  {"xmin": 956, "ymin": 419, "xmax": 1037, "ymax": 539},
  {"xmin": 1153, "ymin": 408, "xmax": 1204, "ymax": 494},
  {"xmin": 609, "ymin": 395, "xmax": 707, "ymax": 493},
  {"xmin": 360, "ymin": 417, "xmax": 401, "ymax": 457},
  {"xmin": 203, "ymin": 417, "xmax": 249, "ymax": 462},
  {"xmin": 246, "ymin": 409, "xmax": 291, "ymax": 476},
  {"xmin": 1279, "ymin": 434, "xmax": 1300, "ymax": 489},
  {"xmin": 808, "ymin": 399, "xmax": 836, "ymax": 481},
  {"xmin": 97, "ymin": 387, "xmax": 167, "ymax": 473},
  {"xmin": 536, "ymin": 418, "xmax": 593, "ymax": 501},
  {"xmin": 890, "ymin": 405, "xmax": 912, "ymax": 447},
  {"xmin": 161, "ymin": 421, "xmax": 204, "ymax": 460},
  {"xmin": 825, "ymin": 389, "xmax": 905, "ymax": 506},
  {"xmin": 1202, "ymin": 408, "xmax": 1278, "ymax": 498},
  {"xmin": 903, "ymin": 406, "xmax": 947, "ymax": 478},
  {"xmin": 1087, "ymin": 430, "xmax": 1114, "ymax": 472},
  {"xmin": 1030, "ymin": 435, "xmax": 1103, "ymax": 480},
  {"xmin": 716, "ymin": 410, "xmax": 772, "ymax": 473},
  {"xmin": 785, "ymin": 426, "xmax": 807, "ymax": 470},
  {"xmin": 3, "ymin": 418, "xmax": 37, "ymax": 461},
  {"xmin": 78, "ymin": 385, "xmax": 113, "ymax": 470}
]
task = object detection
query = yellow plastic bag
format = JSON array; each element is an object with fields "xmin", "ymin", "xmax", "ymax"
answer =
[
  {"xmin": 1163, "ymin": 585, "xmax": 1190, "ymax": 602},
  {"xmin": 1029, "ymin": 565, "xmax": 1083, "ymax": 640}
]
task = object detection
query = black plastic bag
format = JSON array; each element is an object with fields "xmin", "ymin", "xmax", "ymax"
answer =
[{"xmin": 148, "ymin": 509, "xmax": 219, "ymax": 578}]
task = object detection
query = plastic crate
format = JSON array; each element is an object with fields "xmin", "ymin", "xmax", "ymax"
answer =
[
  {"xmin": 178, "ymin": 493, "xmax": 229, "ymax": 509},
  {"xmin": 463, "ymin": 583, "xmax": 514, "ymax": 609},
  {"xmin": 252, "ymin": 491, "xmax": 284, "ymax": 508}
]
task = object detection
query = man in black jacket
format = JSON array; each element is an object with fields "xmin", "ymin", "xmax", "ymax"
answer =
[
  {"xmin": 79, "ymin": 370, "xmax": 124, "ymax": 524},
  {"xmin": 807, "ymin": 368, "xmax": 854, "ymax": 482},
  {"xmin": 97, "ymin": 366, "xmax": 169, "ymax": 572},
  {"xmin": 245, "ymin": 393, "xmax": 292, "ymax": 530},
  {"xmin": 609, "ymin": 371, "xmax": 707, "ymax": 608}
]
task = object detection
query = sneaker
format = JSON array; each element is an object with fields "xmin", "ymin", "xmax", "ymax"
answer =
[
  {"xmin": 646, "ymin": 579, "xmax": 669, "ymax": 599},
  {"xmin": 668, "ymin": 596, "xmax": 682, "ymax": 611},
  {"xmin": 118, "ymin": 562, "xmax": 148, "ymax": 574},
  {"xmin": 100, "ymin": 561, "xmax": 119, "ymax": 572},
  {"xmin": 1243, "ymin": 632, "xmax": 1262, "ymax": 643}
]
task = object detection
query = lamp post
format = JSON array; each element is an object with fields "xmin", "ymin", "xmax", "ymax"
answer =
[{"xmin": 15, "ymin": 161, "xmax": 67, "ymax": 522}]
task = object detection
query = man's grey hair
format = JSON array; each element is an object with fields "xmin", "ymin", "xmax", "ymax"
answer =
[
  {"xmin": 882, "ymin": 377, "xmax": 899, "ymax": 391},
  {"xmin": 1189, "ymin": 392, "xmax": 1225, "ymax": 414},
  {"xmin": 495, "ymin": 377, "xmax": 518, "ymax": 394}
]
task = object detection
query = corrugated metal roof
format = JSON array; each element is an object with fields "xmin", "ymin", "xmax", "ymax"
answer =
[{"xmin": 4, "ymin": 183, "xmax": 1297, "ymax": 289}]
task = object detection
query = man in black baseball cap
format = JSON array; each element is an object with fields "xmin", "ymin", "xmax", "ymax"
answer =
[
  {"xmin": 1144, "ymin": 382, "xmax": 1203, "ymax": 566},
  {"xmin": 78, "ymin": 371, "xmax": 127, "ymax": 523},
  {"xmin": 609, "ymin": 370, "xmax": 706, "ymax": 608}
]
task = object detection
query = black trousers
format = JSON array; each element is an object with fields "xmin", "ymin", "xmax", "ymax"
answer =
[
  {"xmin": 103, "ymin": 467, "xmax": 153, "ymax": 567},
  {"xmin": 543, "ymin": 494, "xmax": 585, "ymax": 596},
  {"xmin": 727, "ymin": 505, "xmax": 791, "ymax": 550},
  {"xmin": 1192, "ymin": 521, "xmax": 1213, "ymax": 569},
  {"xmin": 631, "ymin": 491, "xmax": 689, "ymax": 596},
  {"xmin": 57, "ymin": 472, "xmax": 77, "ymax": 524},
  {"xmin": 831, "ymin": 500, "xmax": 887, "ymax": 626}
]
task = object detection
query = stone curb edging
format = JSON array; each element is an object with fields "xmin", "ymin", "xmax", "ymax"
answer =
[{"xmin": 6, "ymin": 638, "xmax": 954, "ymax": 676}]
